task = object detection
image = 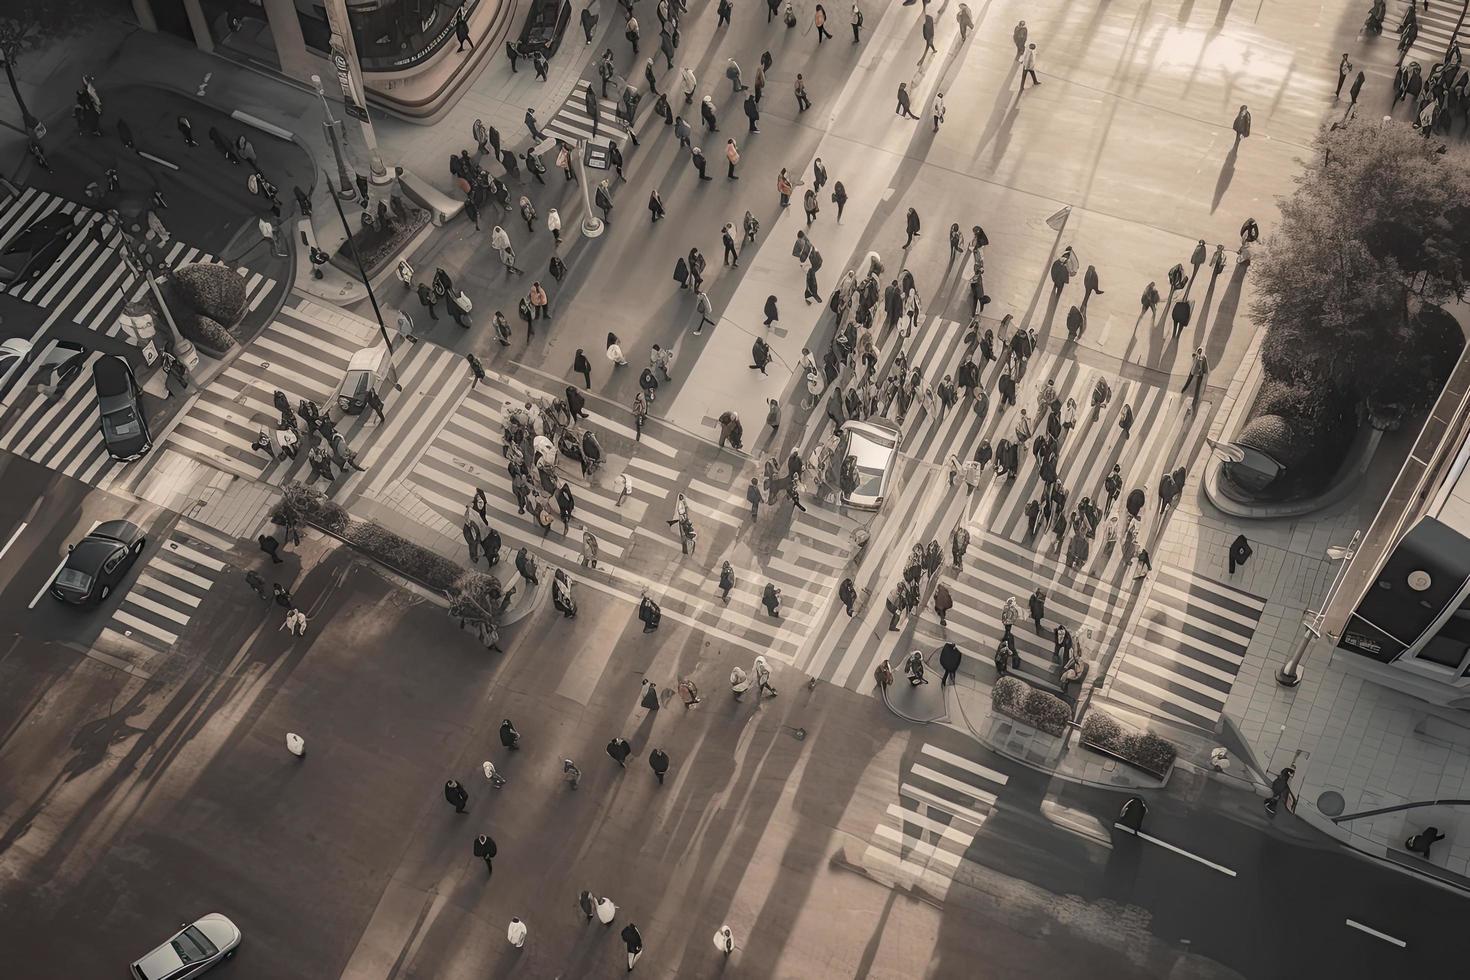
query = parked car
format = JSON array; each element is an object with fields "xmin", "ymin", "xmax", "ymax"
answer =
[
  {"xmin": 0, "ymin": 209, "xmax": 80, "ymax": 288},
  {"xmin": 837, "ymin": 418, "xmax": 901, "ymax": 510},
  {"xmin": 29, "ymin": 340, "xmax": 88, "ymax": 398},
  {"xmin": 93, "ymin": 353, "xmax": 152, "ymax": 462},
  {"xmin": 336, "ymin": 344, "xmax": 390, "ymax": 415},
  {"xmin": 129, "ymin": 913, "xmax": 241, "ymax": 980},
  {"xmin": 51, "ymin": 519, "xmax": 146, "ymax": 605},
  {"xmin": 0, "ymin": 336, "xmax": 30, "ymax": 378},
  {"xmin": 517, "ymin": 0, "xmax": 572, "ymax": 57}
]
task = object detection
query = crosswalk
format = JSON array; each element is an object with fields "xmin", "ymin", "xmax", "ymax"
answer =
[
  {"xmin": 0, "ymin": 350, "xmax": 119, "ymax": 484},
  {"xmin": 0, "ymin": 186, "xmax": 279, "ymax": 336},
  {"xmin": 98, "ymin": 518, "xmax": 232, "ymax": 659},
  {"xmin": 1103, "ymin": 566, "xmax": 1265, "ymax": 732},
  {"xmin": 792, "ymin": 313, "xmax": 1215, "ymax": 553},
  {"xmin": 1401, "ymin": 0, "xmax": 1463, "ymax": 66},
  {"xmin": 111, "ymin": 297, "xmax": 467, "ymax": 498},
  {"xmin": 540, "ymin": 80, "xmax": 628, "ymax": 147},
  {"xmin": 861, "ymin": 742, "xmax": 1009, "ymax": 894},
  {"xmin": 399, "ymin": 366, "xmax": 859, "ymax": 663}
]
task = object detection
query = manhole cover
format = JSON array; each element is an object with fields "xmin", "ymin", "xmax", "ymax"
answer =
[{"xmin": 1317, "ymin": 790, "xmax": 1345, "ymax": 817}]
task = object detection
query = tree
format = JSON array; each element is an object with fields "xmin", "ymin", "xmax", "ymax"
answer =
[
  {"xmin": 1252, "ymin": 120, "xmax": 1470, "ymax": 410},
  {"xmin": 449, "ymin": 572, "xmax": 513, "ymax": 648},
  {"xmin": 1, "ymin": 0, "xmax": 114, "ymax": 133}
]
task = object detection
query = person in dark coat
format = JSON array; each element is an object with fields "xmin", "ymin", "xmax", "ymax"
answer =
[
  {"xmin": 1028, "ymin": 587, "xmax": 1046, "ymax": 633},
  {"xmin": 838, "ymin": 577, "xmax": 857, "ymax": 616},
  {"xmin": 445, "ymin": 778, "xmax": 469, "ymax": 812},
  {"xmin": 455, "ymin": 7, "xmax": 473, "ymax": 51},
  {"xmin": 474, "ymin": 833, "xmax": 497, "ymax": 875},
  {"xmin": 499, "ymin": 719, "xmax": 521, "ymax": 749},
  {"xmin": 939, "ymin": 642, "xmax": 962, "ymax": 686},
  {"xmin": 648, "ymin": 749, "xmax": 669, "ymax": 784},
  {"xmin": 573, "ymin": 349, "xmax": 593, "ymax": 388},
  {"xmin": 1229, "ymin": 534, "xmax": 1253, "ymax": 574},
  {"xmin": 622, "ymin": 922, "xmax": 646, "ymax": 969},
  {"xmin": 639, "ymin": 593, "xmax": 662, "ymax": 632},
  {"xmin": 258, "ymin": 533, "xmax": 283, "ymax": 563},
  {"xmin": 566, "ymin": 385, "xmax": 589, "ymax": 419},
  {"xmin": 1050, "ymin": 257, "xmax": 1069, "ymax": 294},
  {"xmin": 933, "ymin": 583, "xmax": 954, "ymax": 626},
  {"xmin": 903, "ymin": 207, "xmax": 921, "ymax": 248},
  {"xmin": 606, "ymin": 736, "xmax": 632, "ymax": 766}
]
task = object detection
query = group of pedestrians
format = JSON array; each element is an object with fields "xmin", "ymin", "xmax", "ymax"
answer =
[{"xmin": 250, "ymin": 388, "xmax": 371, "ymax": 483}]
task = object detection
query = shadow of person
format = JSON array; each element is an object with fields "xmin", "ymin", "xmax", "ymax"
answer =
[
  {"xmin": 1211, "ymin": 145, "xmax": 1238, "ymax": 214},
  {"xmin": 1205, "ymin": 262, "xmax": 1248, "ymax": 365}
]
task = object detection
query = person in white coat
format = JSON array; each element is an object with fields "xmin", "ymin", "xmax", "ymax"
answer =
[
  {"xmin": 596, "ymin": 896, "xmax": 618, "ymax": 925},
  {"xmin": 285, "ymin": 732, "xmax": 306, "ymax": 757},
  {"xmin": 713, "ymin": 925, "xmax": 734, "ymax": 956},
  {"xmin": 507, "ymin": 917, "xmax": 527, "ymax": 948},
  {"xmin": 547, "ymin": 208, "xmax": 562, "ymax": 246}
]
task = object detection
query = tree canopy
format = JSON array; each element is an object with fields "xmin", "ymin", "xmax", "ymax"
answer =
[
  {"xmin": 1252, "ymin": 120, "xmax": 1470, "ymax": 411},
  {"xmin": 0, "ymin": 0, "xmax": 110, "ymax": 57}
]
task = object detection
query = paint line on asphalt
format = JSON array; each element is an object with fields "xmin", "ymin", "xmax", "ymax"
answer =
[
  {"xmin": 0, "ymin": 522, "xmax": 27, "ymax": 563},
  {"xmin": 30, "ymin": 520, "xmax": 101, "ymax": 609},
  {"xmin": 1114, "ymin": 824, "xmax": 1237, "ymax": 876},
  {"xmin": 1345, "ymin": 919, "xmax": 1406, "ymax": 948}
]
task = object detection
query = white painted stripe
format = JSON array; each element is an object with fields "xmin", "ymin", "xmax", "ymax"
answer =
[
  {"xmin": 133, "ymin": 573, "xmax": 205, "ymax": 608},
  {"xmin": 162, "ymin": 541, "xmax": 228, "ymax": 572},
  {"xmin": 899, "ymin": 782, "xmax": 990, "ymax": 828},
  {"xmin": 920, "ymin": 744, "xmax": 1010, "ymax": 786},
  {"xmin": 860, "ymin": 844, "xmax": 955, "ymax": 892},
  {"xmin": 112, "ymin": 608, "xmax": 180, "ymax": 645},
  {"xmin": 1120, "ymin": 655, "xmax": 1230, "ymax": 704},
  {"xmin": 1149, "ymin": 580, "xmax": 1264, "ymax": 629},
  {"xmin": 872, "ymin": 823, "xmax": 965, "ymax": 868},
  {"xmin": 1114, "ymin": 824, "xmax": 1237, "ymax": 876},
  {"xmin": 911, "ymin": 764, "xmax": 999, "ymax": 808},
  {"xmin": 121, "ymin": 591, "xmax": 193, "ymax": 625},
  {"xmin": 177, "ymin": 519, "xmax": 240, "ymax": 554},
  {"xmin": 0, "ymin": 522, "xmax": 27, "ymax": 563},
  {"xmin": 628, "ymin": 456, "xmax": 683, "ymax": 483},
  {"xmin": 885, "ymin": 804, "xmax": 975, "ymax": 845},
  {"xmin": 1106, "ymin": 672, "xmax": 1223, "ymax": 721},
  {"xmin": 1344, "ymin": 920, "xmax": 1406, "ymax": 948}
]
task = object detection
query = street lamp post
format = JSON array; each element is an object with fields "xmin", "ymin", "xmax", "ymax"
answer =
[
  {"xmin": 324, "ymin": 173, "xmax": 402, "ymax": 391},
  {"xmin": 0, "ymin": 47, "xmax": 43, "ymax": 139},
  {"xmin": 1276, "ymin": 530, "xmax": 1362, "ymax": 687},
  {"xmin": 114, "ymin": 229, "xmax": 197, "ymax": 370},
  {"xmin": 574, "ymin": 140, "xmax": 604, "ymax": 239},
  {"xmin": 310, "ymin": 75, "xmax": 358, "ymax": 200},
  {"xmin": 321, "ymin": 0, "xmax": 393, "ymax": 203}
]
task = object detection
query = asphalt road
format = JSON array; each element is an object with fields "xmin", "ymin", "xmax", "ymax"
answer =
[{"xmin": 0, "ymin": 474, "xmax": 1463, "ymax": 979}]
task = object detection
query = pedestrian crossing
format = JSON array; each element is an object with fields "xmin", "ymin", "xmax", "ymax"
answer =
[
  {"xmin": 541, "ymin": 80, "xmax": 628, "ymax": 147},
  {"xmin": 399, "ymin": 366, "xmax": 858, "ymax": 663},
  {"xmin": 111, "ymin": 297, "xmax": 468, "ymax": 498},
  {"xmin": 1401, "ymin": 0, "xmax": 1462, "ymax": 66},
  {"xmin": 0, "ymin": 187, "xmax": 279, "ymax": 336},
  {"xmin": 98, "ymin": 518, "xmax": 232, "ymax": 659},
  {"xmin": 860, "ymin": 742, "xmax": 1009, "ymax": 894},
  {"xmin": 792, "ymin": 313, "xmax": 1215, "ymax": 554},
  {"xmin": 0, "ymin": 350, "xmax": 119, "ymax": 485},
  {"xmin": 1103, "ymin": 566, "xmax": 1265, "ymax": 732}
]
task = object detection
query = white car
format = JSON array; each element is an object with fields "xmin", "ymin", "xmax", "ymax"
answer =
[
  {"xmin": 130, "ymin": 913, "xmax": 240, "ymax": 980},
  {"xmin": 838, "ymin": 418, "xmax": 902, "ymax": 510}
]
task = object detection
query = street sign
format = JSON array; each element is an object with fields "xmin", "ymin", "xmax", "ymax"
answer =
[
  {"xmin": 583, "ymin": 144, "xmax": 611, "ymax": 170},
  {"xmin": 329, "ymin": 36, "xmax": 369, "ymax": 122}
]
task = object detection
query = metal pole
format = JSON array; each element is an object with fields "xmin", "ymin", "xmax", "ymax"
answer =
[
  {"xmin": 0, "ymin": 48, "xmax": 41, "ymax": 137},
  {"xmin": 114, "ymin": 228, "xmax": 197, "ymax": 369},
  {"xmin": 321, "ymin": 0, "xmax": 390, "ymax": 190},
  {"xmin": 575, "ymin": 141, "xmax": 604, "ymax": 238},
  {"xmin": 310, "ymin": 75, "xmax": 358, "ymax": 200},
  {"xmin": 1276, "ymin": 530, "xmax": 1361, "ymax": 686},
  {"xmin": 324, "ymin": 173, "xmax": 402, "ymax": 390}
]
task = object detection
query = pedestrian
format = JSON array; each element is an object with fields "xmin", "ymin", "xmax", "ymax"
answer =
[
  {"xmin": 1028, "ymin": 587, "xmax": 1046, "ymax": 633},
  {"xmin": 1013, "ymin": 19, "xmax": 1028, "ymax": 57},
  {"xmin": 455, "ymin": 5, "xmax": 473, "ymax": 50},
  {"xmin": 694, "ymin": 289, "xmax": 715, "ymax": 335},
  {"xmin": 506, "ymin": 916, "xmax": 527, "ymax": 948},
  {"xmin": 1020, "ymin": 43, "xmax": 1041, "ymax": 91},
  {"xmin": 904, "ymin": 208, "xmax": 921, "ymax": 249},
  {"xmin": 258, "ymin": 533, "xmax": 283, "ymax": 564},
  {"xmin": 896, "ymin": 81, "xmax": 919, "ymax": 118},
  {"xmin": 1229, "ymin": 534, "xmax": 1253, "ymax": 574},
  {"xmin": 365, "ymin": 387, "xmax": 386, "ymax": 424},
  {"xmin": 445, "ymin": 778, "xmax": 469, "ymax": 813},
  {"xmin": 702, "ymin": 95, "xmax": 719, "ymax": 132},
  {"xmin": 622, "ymin": 922, "xmax": 645, "ymax": 969},
  {"xmin": 1232, "ymin": 105, "xmax": 1252, "ymax": 146},
  {"xmin": 832, "ymin": 180, "xmax": 847, "ymax": 222},
  {"xmin": 795, "ymin": 73, "xmax": 812, "ymax": 112},
  {"xmin": 638, "ymin": 590, "xmax": 662, "ymax": 631},
  {"xmin": 474, "ymin": 833, "xmax": 496, "ymax": 875},
  {"xmin": 934, "ymin": 582, "xmax": 953, "ymax": 627},
  {"xmin": 563, "ymin": 758, "xmax": 582, "ymax": 789},
  {"xmin": 482, "ymin": 759, "xmax": 507, "ymax": 786},
  {"xmin": 500, "ymin": 718, "xmax": 521, "ymax": 749},
  {"xmin": 176, "ymin": 114, "xmax": 197, "ymax": 145},
  {"xmin": 938, "ymin": 642, "xmax": 962, "ymax": 686},
  {"xmin": 648, "ymin": 748, "xmax": 669, "ymax": 784},
  {"xmin": 1263, "ymin": 765, "xmax": 1295, "ymax": 814},
  {"xmin": 838, "ymin": 577, "xmax": 857, "ymax": 616},
  {"xmin": 754, "ymin": 654, "xmax": 777, "ymax": 696},
  {"xmin": 607, "ymin": 736, "xmax": 632, "ymax": 766},
  {"xmin": 957, "ymin": 2, "xmax": 974, "ymax": 40},
  {"xmin": 931, "ymin": 91, "xmax": 946, "ymax": 132},
  {"xmin": 244, "ymin": 569, "xmax": 269, "ymax": 600},
  {"xmin": 744, "ymin": 93, "xmax": 761, "ymax": 133},
  {"xmin": 920, "ymin": 13, "xmax": 937, "ymax": 60},
  {"xmin": 746, "ymin": 477, "xmax": 763, "ymax": 519},
  {"xmin": 725, "ymin": 137, "xmax": 741, "ymax": 179},
  {"xmin": 761, "ymin": 582, "xmax": 782, "ymax": 619},
  {"xmin": 1335, "ymin": 53, "xmax": 1353, "ymax": 99},
  {"xmin": 678, "ymin": 677, "xmax": 702, "ymax": 707},
  {"xmin": 1406, "ymin": 826, "xmax": 1446, "ymax": 857},
  {"xmin": 1182, "ymin": 346, "xmax": 1208, "ymax": 412},
  {"xmin": 573, "ymin": 348, "xmax": 593, "ymax": 388}
]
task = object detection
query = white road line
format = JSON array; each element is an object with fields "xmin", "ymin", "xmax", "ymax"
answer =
[
  {"xmin": 0, "ymin": 522, "xmax": 27, "ymax": 563},
  {"xmin": 1344, "ymin": 919, "xmax": 1406, "ymax": 948},
  {"xmin": 1114, "ymin": 824, "xmax": 1237, "ymax": 877},
  {"xmin": 30, "ymin": 520, "xmax": 101, "ymax": 609}
]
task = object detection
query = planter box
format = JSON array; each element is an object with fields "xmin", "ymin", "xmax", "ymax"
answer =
[
  {"xmin": 986, "ymin": 714, "xmax": 1065, "ymax": 767},
  {"xmin": 1079, "ymin": 710, "xmax": 1177, "ymax": 780}
]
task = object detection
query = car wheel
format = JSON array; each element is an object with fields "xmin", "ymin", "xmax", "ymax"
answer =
[{"xmin": 99, "ymin": 584, "xmax": 111, "ymax": 601}]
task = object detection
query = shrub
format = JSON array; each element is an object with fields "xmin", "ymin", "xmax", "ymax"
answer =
[
  {"xmin": 277, "ymin": 482, "xmax": 347, "ymax": 531},
  {"xmin": 1081, "ymin": 711, "xmax": 1177, "ymax": 777},
  {"xmin": 344, "ymin": 519, "xmax": 464, "ymax": 592},
  {"xmin": 171, "ymin": 262, "xmax": 249, "ymax": 327},
  {"xmin": 1236, "ymin": 415, "xmax": 1310, "ymax": 469},
  {"xmin": 177, "ymin": 312, "xmax": 236, "ymax": 355},
  {"xmin": 991, "ymin": 677, "xmax": 1071, "ymax": 737}
]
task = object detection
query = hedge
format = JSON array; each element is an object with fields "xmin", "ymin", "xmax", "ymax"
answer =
[
  {"xmin": 178, "ymin": 312, "xmax": 237, "ymax": 356},
  {"xmin": 1080, "ymin": 711, "xmax": 1177, "ymax": 777},
  {"xmin": 277, "ymin": 482, "xmax": 496, "ymax": 599},
  {"xmin": 171, "ymin": 262, "xmax": 249, "ymax": 327},
  {"xmin": 991, "ymin": 676, "xmax": 1071, "ymax": 737}
]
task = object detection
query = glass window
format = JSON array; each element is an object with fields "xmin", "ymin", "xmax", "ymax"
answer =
[
  {"xmin": 55, "ymin": 569, "xmax": 93, "ymax": 591},
  {"xmin": 172, "ymin": 926, "xmax": 218, "ymax": 962},
  {"xmin": 1417, "ymin": 609, "xmax": 1470, "ymax": 669}
]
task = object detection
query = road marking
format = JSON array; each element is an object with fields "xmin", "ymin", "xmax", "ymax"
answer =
[
  {"xmin": 1114, "ymin": 824, "xmax": 1237, "ymax": 877},
  {"xmin": 30, "ymin": 520, "xmax": 100, "ymax": 609},
  {"xmin": 1345, "ymin": 919, "xmax": 1406, "ymax": 948},
  {"xmin": 0, "ymin": 522, "xmax": 27, "ymax": 563}
]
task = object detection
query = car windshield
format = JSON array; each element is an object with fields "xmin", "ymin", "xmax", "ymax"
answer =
[
  {"xmin": 172, "ymin": 925, "xmax": 218, "ymax": 962},
  {"xmin": 54, "ymin": 569, "xmax": 93, "ymax": 591},
  {"xmin": 853, "ymin": 463, "xmax": 884, "ymax": 496},
  {"xmin": 104, "ymin": 407, "xmax": 142, "ymax": 438}
]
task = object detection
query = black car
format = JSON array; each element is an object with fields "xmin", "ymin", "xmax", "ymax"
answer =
[
  {"xmin": 93, "ymin": 354, "xmax": 152, "ymax": 462},
  {"xmin": 517, "ymin": 0, "xmax": 572, "ymax": 57},
  {"xmin": 0, "ymin": 209, "xmax": 81, "ymax": 288},
  {"xmin": 52, "ymin": 519, "xmax": 146, "ymax": 605}
]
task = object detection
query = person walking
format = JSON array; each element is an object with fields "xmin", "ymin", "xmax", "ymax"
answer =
[
  {"xmin": 244, "ymin": 569, "xmax": 269, "ymax": 600},
  {"xmin": 1335, "ymin": 53, "xmax": 1353, "ymax": 99},
  {"xmin": 622, "ymin": 922, "xmax": 645, "ymax": 970},
  {"xmin": 746, "ymin": 477, "xmax": 763, "ymax": 520},
  {"xmin": 754, "ymin": 654, "xmax": 777, "ymax": 696},
  {"xmin": 500, "ymin": 718, "xmax": 522, "ymax": 750},
  {"xmin": 1020, "ymin": 43, "xmax": 1040, "ymax": 91},
  {"xmin": 648, "ymin": 748, "xmax": 670, "ymax": 784},
  {"xmin": 694, "ymin": 289, "xmax": 715, "ymax": 335},
  {"xmin": 931, "ymin": 91, "xmax": 946, "ymax": 132},
  {"xmin": 815, "ymin": 3, "xmax": 833, "ymax": 41},
  {"xmin": 1182, "ymin": 347, "xmax": 1209, "ymax": 413},
  {"xmin": 1231, "ymin": 105, "xmax": 1252, "ymax": 146},
  {"xmin": 258, "ymin": 533, "xmax": 283, "ymax": 564},
  {"xmin": 1228, "ymin": 534, "xmax": 1253, "ymax": 574},
  {"xmin": 474, "ymin": 833, "xmax": 497, "ymax": 875},
  {"xmin": 1013, "ymin": 19, "xmax": 1028, "ymax": 57},
  {"xmin": 563, "ymin": 758, "xmax": 583, "ymax": 789},
  {"xmin": 714, "ymin": 925, "xmax": 735, "ymax": 956},
  {"xmin": 851, "ymin": 2, "xmax": 864, "ymax": 42},
  {"xmin": 573, "ymin": 348, "xmax": 593, "ymax": 388},
  {"xmin": 507, "ymin": 916, "xmax": 527, "ymax": 948},
  {"xmin": 939, "ymin": 642, "xmax": 962, "ymax": 686},
  {"xmin": 606, "ymin": 736, "xmax": 633, "ymax": 767},
  {"xmin": 725, "ymin": 138, "xmax": 741, "ymax": 179},
  {"xmin": 934, "ymin": 583, "xmax": 954, "ymax": 627},
  {"xmin": 1028, "ymin": 587, "xmax": 1046, "ymax": 633},
  {"xmin": 482, "ymin": 759, "xmax": 507, "ymax": 786},
  {"xmin": 638, "ymin": 590, "xmax": 662, "ymax": 631},
  {"xmin": 794, "ymin": 73, "xmax": 812, "ymax": 112},
  {"xmin": 896, "ymin": 81, "xmax": 919, "ymax": 118},
  {"xmin": 445, "ymin": 779, "xmax": 469, "ymax": 813}
]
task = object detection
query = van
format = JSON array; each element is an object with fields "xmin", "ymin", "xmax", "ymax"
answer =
[{"xmin": 336, "ymin": 345, "xmax": 390, "ymax": 414}]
